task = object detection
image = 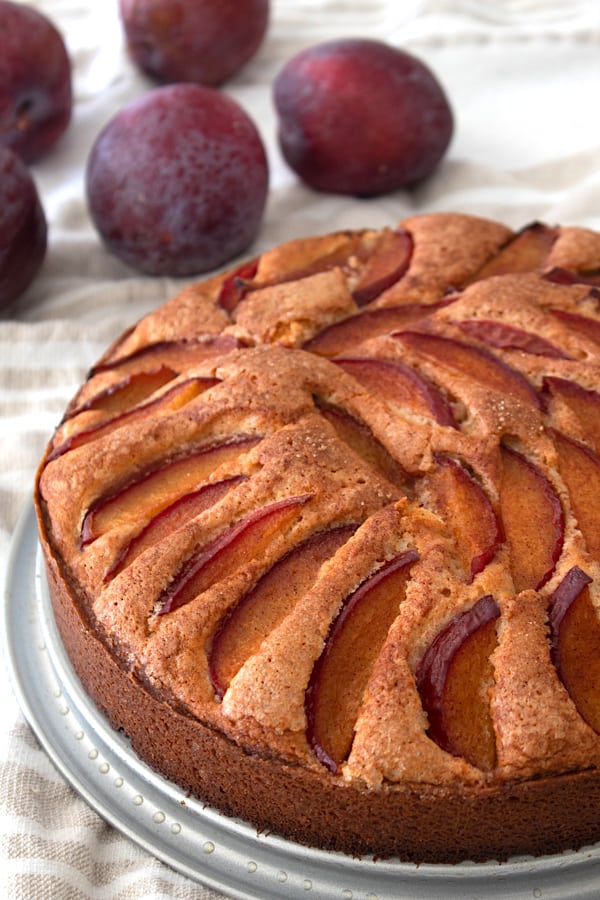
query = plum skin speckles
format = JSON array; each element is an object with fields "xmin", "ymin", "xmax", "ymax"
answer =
[{"xmin": 85, "ymin": 83, "xmax": 269, "ymax": 277}]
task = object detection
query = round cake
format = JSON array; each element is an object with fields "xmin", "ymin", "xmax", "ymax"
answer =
[{"xmin": 34, "ymin": 212, "xmax": 600, "ymax": 863}]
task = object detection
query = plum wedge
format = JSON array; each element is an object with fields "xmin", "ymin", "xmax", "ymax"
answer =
[
  {"xmin": 499, "ymin": 445, "xmax": 564, "ymax": 591},
  {"xmin": 423, "ymin": 455, "xmax": 503, "ymax": 580},
  {"xmin": 416, "ymin": 595, "xmax": 500, "ymax": 770},
  {"xmin": 81, "ymin": 435, "xmax": 260, "ymax": 546},
  {"xmin": 50, "ymin": 376, "xmax": 217, "ymax": 461},
  {"xmin": 466, "ymin": 222, "xmax": 557, "ymax": 282},
  {"xmin": 105, "ymin": 475, "xmax": 246, "ymax": 581},
  {"xmin": 304, "ymin": 301, "xmax": 453, "ymax": 359},
  {"xmin": 552, "ymin": 431, "xmax": 600, "ymax": 560},
  {"xmin": 315, "ymin": 398, "xmax": 407, "ymax": 490},
  {"xmin": 333, "ymin": 357, "xmax": 457, "ymax": 427},
  {"xmin": 542, "ymin": 376, "xmax": 600, "ymax": 454},
  {"xmin": 91, "ymin": 335, "xmax": 241, "ymax": 378},
  {"xmin": 158, "ymin": 493, "xmax": 314, "ymax": 615},
  {"xmin": 65, "ymin": 366, "xmax": 177, "ymax": 420},
  {"xmin": 549, "ymin": 308, "xmax": 600, "ymax": 349},
  {"xmin": 456, "ymin": 319, "xmax": 570, "ymax": 360},
  {"xmin": 544, "ymin": 268, "xmax": 600, "ymax": 288},
  {"xmin": 548, "ymin": 566, "xmax": 600, "ymax": 733},
  {"xmin": 305, "ymin": 549, "xmax": 418, "ymax": 772},
  {"xmin": 208, "ymin": 524, "xmax": 357, "ymax": 698},
  {"xmin": 394, "ymin": 331, "xmax": 541, "ymax": 409},
  {"xmin": 351, "ymin": 229, "xmax": 413, "ymax": 306}
]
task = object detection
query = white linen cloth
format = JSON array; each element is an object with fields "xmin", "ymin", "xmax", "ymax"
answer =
[{"xmin": 1, "ymin": 0, "xmax": 600, "ymax": 896}]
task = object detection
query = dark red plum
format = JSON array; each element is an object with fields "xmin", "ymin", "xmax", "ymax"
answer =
[
  {"xmin": 0, "ymin": 0, "xmax": 72, "ymax": 163},
  {"xmin": 0, "ymin": 146, "xmax": 47, "ymax": 308},
  {"xmin": 274, "ymin": 38, "xmax": 453, "ymax": 196},
  {"xmin": 85, "ymin": 84, "xmax": 269, "ymax": 276},
  {"xmin": 119, "ymin": 0, "xmax": 269, "ymax": 87}
]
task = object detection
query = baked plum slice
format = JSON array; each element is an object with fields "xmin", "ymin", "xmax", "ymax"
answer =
[
  {"xmin": 499, "ymin": 445, "xmax": 564, "ymax": 592},
  {"xmin": 333, "ymin": 356, "xmax": 457, "ymax": 428},
  {"xmin": 216, "ymin": 258, "xmax": 259, "ymax": 312},
  {"xmin": 552, "ymin": 431, "xmax": 600, "ymax": 559},
  {"xmin": 208, "ymin": 524, "xmax": 357, "ymax": 698},
  {"xmin": 466, "ymin": 222, "xmax": 557, "ymax": 282},
  {"xmin": 158, "ymin": 493, "xmax": 313, "ymax": 614},
  {"xmin": 394, "ymin": 331, "xmax": 541, "ymax": 409},
  {"xmin": 350, "ymin": 228, "xmax": 413, "ymax": 306},
  {"xmin": 456, "ymin": 319, "xmax": 570, "ymax": 360},
  {"xmin": 422, "ymin": 455, "xmax": 503, "ymax": 580},
  {"xmin": 549, "ymin": 308, "xmax": 600, "ymax": 349},
  {"xmin": 315, "ymin": 398, "xmax": 407, "ymax": 491},
  {"xmin": 65, "ymin": 367, "xmax": 177, "ymax": 421},
  {"xmin": 542, "ymin": 376, "xmax": 600, "ymax": 453},
  {"xmin": 304, "ymin": 299, "xmax": 454, "ymax": 358},
  {"xmin": 548, "ymin": 567, "xmax": 600, "ymax": 732},
  {"xmin": 544, "ymin": 268, "xmax": 600, "ymax": 288},
  {"xmin": 105, "ymin": 475, "xmax": 246, "ymax": 581},
  {"xmin": 91, "ymin": 335, "xmax": 242, "ymax": 378},
  {"xmin": 416, "ymin": 595, "xmax": 500, "ymax": 770},
  {"xmin": 306, "ymin": 549, "xmax": 418, "ymax": 772},
  {"xmin": 50, "ymin": 377, "xmax": 218, "ymax": 462},
  {"xmin": 81, "ymin": 436, "xmax": 260, "ymax": 546}
]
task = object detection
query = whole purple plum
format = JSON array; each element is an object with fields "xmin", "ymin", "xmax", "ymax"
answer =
[
  {"xmin": 0, "ymin": 0, "xmax": 72, "ymax": 163},
  {"xmin": 119, "ymin": 0, "xmax": 269, "ymax": 87},
  {"xmin": 85, "ymin": 83, "xmax": 269, "ymax": 276},
  {"xmin": 0, "ymin": 146, "xmax": 47, "ymax": 307},
  {"xmin": 274, "ymin": 38, "xmax": 453, "ymax": 197}
]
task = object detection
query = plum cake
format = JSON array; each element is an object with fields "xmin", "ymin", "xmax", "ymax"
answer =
[{"xmin": 35, "ymin": 212, "xmax": 600, "ymax": 863}]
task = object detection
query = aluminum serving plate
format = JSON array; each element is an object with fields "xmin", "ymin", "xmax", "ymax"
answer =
[{"xmin": 3, "ymin": 502, "xmax": 600, "ymax": 900}]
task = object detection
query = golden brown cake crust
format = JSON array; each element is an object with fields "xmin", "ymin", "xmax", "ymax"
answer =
[{"xmin": 35, "ymin": 212, "xmax": 600, "ymax": 863}]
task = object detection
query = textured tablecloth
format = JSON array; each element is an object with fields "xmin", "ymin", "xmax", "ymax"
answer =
[{"xmin": 1, "ymin": 1, "xmax": 600, "ymax": 897}]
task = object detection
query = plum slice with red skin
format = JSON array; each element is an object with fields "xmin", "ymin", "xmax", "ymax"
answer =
[
  {"xmin": 49, "ymin": 377, "xmax": 218, "ymax": 462},
  {"xmin": 315, "ymin": 398, "xmax": 408, "ymax": 491},
  {"xmin": 306, "ymin": 548, "xmax": 418, "ymax": 772},
  {"xmin": 351, "ymin": 228, "xmax": 413, "ymax": 306},
  {"xmin": 105, "ymin": 474, "xmax": 246, "ymax": 581},
  {"xmin": 90, "ymin": 335, "xmax": 242, "ymax": 378},
  {"xmin": 552, "ymin": 430, "xmax": 600, "ymax": 560},
  {"xmin": 466, "ymin": 222, "xmax": 558, "ymax": 282},
  {"xmin": 548, "ymin": 308, "xmax": 600, "ymax": 349},
  {"xmin": 81, "ymin": 435, "xmax": 260, "ymax": 547},
  {"xmin": 51, "ymin": 377, "xmax": 217, "ymax": 462},
  {"xmin": 216, "ymin": 258, "xmax": 259, "ymax": 312},
  {"xmin": 544, "ymin": 267, "xmax": 600, "ymax": 288},
  {"xmin": 65, "ymin": 366, "xmax": 177, "ymax": 421},
  {"xmin": 542, "ymin": 376, "xmax": 600, "ymax": 454},
  {"xmin": 333, "ymin": 356, "xmax": 457, "ymax": 428},
  {"xmin": 548, "ymin": 566, "xmax": 600, "ymax": 732},
  {"xmin": 456, "ymin": 319, "xmax": 571, "ymax": 360},
  {"xmin": 157, "ymin": 493, "xmax": 314, "ymax": 615},
  {"xmin": 423, "ymin": 455, "xmax": 503, "ymax": 580},
  {"xmin": 394, "ymin": 330, "xmax": 541, "ymax": 409},
  {"xmin": 416, "ymin": 594, "xmax": 500, "ymax": 770},
  {"xmin": 303, "ymin": 299, "xmax": 455, "ymax": 358},
  {"xmin": 499, "ymin": 445, "xmax": 564, "ymax": 592},
  {"xmin": 208, "ymin": 523, "xmax": 358, "ymax": 699}
]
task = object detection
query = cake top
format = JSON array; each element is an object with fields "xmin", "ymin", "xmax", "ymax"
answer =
[{"xmin": 36, "ymin": 212, "xmax": 600, "ymax": 789}]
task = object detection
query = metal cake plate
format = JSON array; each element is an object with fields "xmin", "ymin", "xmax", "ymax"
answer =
[{"xmin": 3, "ymin": 502, "xmax": 600, "ymax": 899}]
